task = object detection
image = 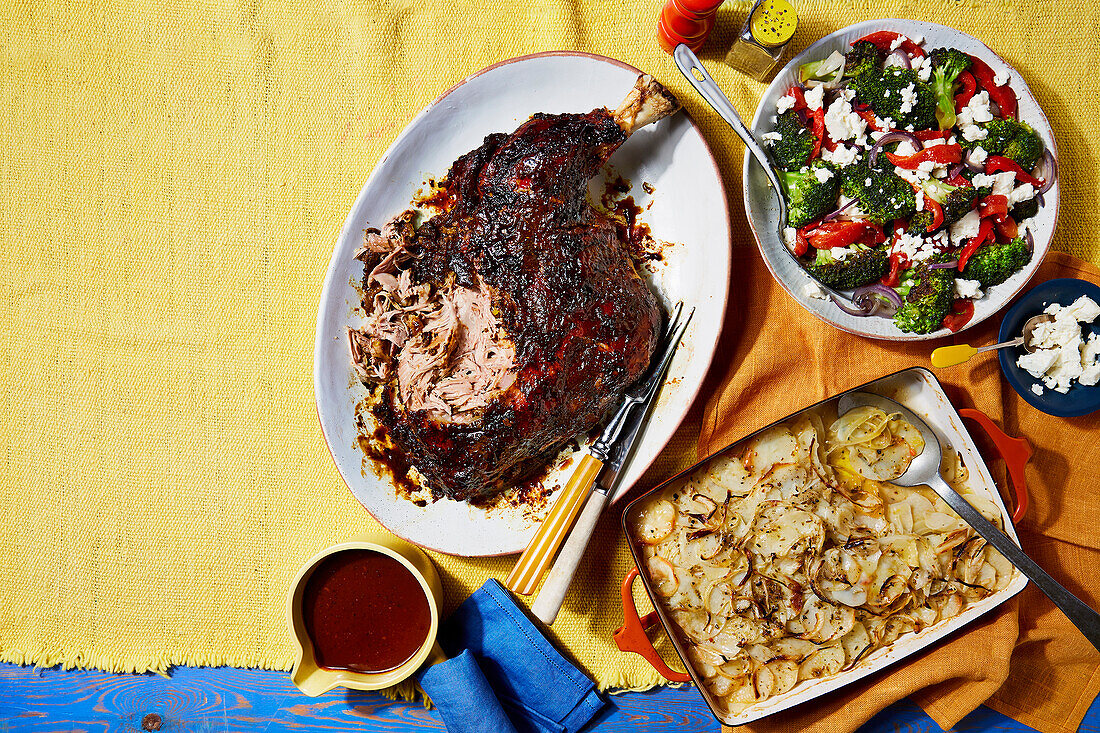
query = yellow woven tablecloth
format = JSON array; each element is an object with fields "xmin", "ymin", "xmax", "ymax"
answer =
[{"xmin": 1, "ymin": 0, "xmax": 1098, "ymax": 701}]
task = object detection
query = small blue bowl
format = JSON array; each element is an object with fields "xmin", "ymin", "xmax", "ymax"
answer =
[{"xmin": 998, "ymin": 278, "xmax": 1100, "ymax": 417}]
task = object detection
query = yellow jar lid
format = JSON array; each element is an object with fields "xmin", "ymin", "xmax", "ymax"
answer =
[{"xmin": 750, "ymin": 0, "xmax": 797, "ymax": 48}]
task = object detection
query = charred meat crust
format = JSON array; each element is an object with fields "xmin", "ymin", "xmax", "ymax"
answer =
[{"xmin": 359, "ymin": 108, "xmax": 663, "ymax": 502}]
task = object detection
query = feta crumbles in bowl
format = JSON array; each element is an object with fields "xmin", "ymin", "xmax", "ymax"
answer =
[
  {"xmin": 744, "ymin": 20, "xmax": 1058, "ymax": 341},
  {"xmin": 998, "ymin": 279, "xmax": 1100, "ymax": 417}
]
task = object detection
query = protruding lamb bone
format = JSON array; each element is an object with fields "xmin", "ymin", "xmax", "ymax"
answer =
[{"xmin": 613, "ymin": 74, "xmax": 682, "ymax": 135}]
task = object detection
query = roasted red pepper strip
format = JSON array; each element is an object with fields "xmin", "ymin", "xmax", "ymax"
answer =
[
  {"xmin": 809, "ymin": 107, "xmax": 826, "ymax": 160},
  {"xmin": 803, "ymin": 221, "xmax": 884, "ymax": 249},
  {"xmin": 854, "ymin": 31, "xmax": 925, "ymax": 57},
  {"xmin": 996, "ymin": 216, "xmax": 1018, "ymax": 240},
  {"xmin": 985, "ymin": 156, "xmax": 1044, "ymax": 188},
  {"xmin": 884, "ymin": 144, "xmax": 963, "ymax": 169},
  {"xmin": 791, "ymin": 228, "xmax": 809, "ymax": 256},
  {"xmin": 954, "ymin": 70, "xmax": 977, "ymax": 112},
  {"xmin": 968, "ymin": 55, "xmax": 1017, "ymax": 119},
  {"xmin": 786, "ymin": 85, "xmax": 808, "ymax": 112},
  {"xmin": 924, "ymin": 196, "xmax": 944, "ymax": 232},
  {"xmin": 957, "ymin": 217, "xmax": 995, "ymax": 271},
  {"xmin": 882, "ymin": 250, "xmax": 908, "ymax": 288},
  {"xmin": 946, "ymin": 172, "xmax": 971, "ymax": 188},
  {"xmin": 943, "ymin": 299, "xmax": 975, "ymax": 333},
  {"xmin": 913, "ymin": 129, "xmax": 951, "ymax": 142},
  {"xmin": 854, "ymin": 108, "xmax": 948, "ymax": 141},
  {"xmin": 978, "ymin": 193, "xmax": 1009, "ymax": 219}
]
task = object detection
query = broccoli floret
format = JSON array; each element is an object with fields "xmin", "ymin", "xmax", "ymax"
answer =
[
  {"xmin": 960, "ymin": 237, "xmax": 1032, "ymax": 287},
  {"xmin": 840, "ymin": 155, "xmax": 916, "ymax": 224},
  {"xmin": 845, "ymin": 41, "xmax": 884, "ymax": 79},
  {"xmin": 922, "ymin": 179, "xmax": 980, "ymax": 226},
  {"xmin": 1002, "ymin": 124, "xmax": 1045, "ymax": 171},
  {"xmin": 962, "ymin": 119, "xmax": 1044, "ymax": 170},
  {"xmin": 771, "ymin": 110, "xmax": 816, "ymax": 171},
  {"xmin": 850, "ymin": 67, "xmax": 938, "ymax": 131},
  {"xmin": 927, "ymin": 48, "xmax": 972, "ymax": 129},
  {"xmin": 907, "ymin": 210, "xmax": 935, "ymax": 234},
  {"xmin": 781, "ymin": 160, "xmax": 840, "ymax": 227},
  {"xmin": 893, "ymin": 253, "xmax": 956, "ymax": 334},
  {"xmin": 1012, "ymin": 197, "xmax": 1040, "ymax": 221},
  {"xmin": 804, "ymin": 246, "xmax": 889, "ymax": 290}
]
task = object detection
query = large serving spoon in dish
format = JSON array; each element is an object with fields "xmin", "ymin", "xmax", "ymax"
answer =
[{"xmin": 838, "ymin": 391, "xmax": 1100, "ymax": 652}]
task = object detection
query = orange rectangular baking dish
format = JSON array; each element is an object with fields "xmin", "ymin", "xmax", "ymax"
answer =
[{"xmin": 614, "ymin": 367, "xmax": 1031, "ymax": 726}]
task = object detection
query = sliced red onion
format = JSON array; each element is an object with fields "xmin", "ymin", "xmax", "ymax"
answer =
[
  {"xmin": 927, "ymin": 261, "xmax": 959, "ymax": 270},
  {"xmin": 948, "ymin": 163, "xmax": 965, "ymax": 179},
  {"xmin": 886, "ymin": 49, "xmax": 912, "ymax": 69},
  {"xmin": 831, "ymin": 294, "xmax": 876, "ymax": 316},
  {"xmin": 869, "ymin": 131, "xmax": 922, "ymax": 166},
  {"xmin": 1025, "ymin": 230, "xmax": 1034, "ymax": 255},
  {"xmin": 1035, "ymin": 193, "xmax": 1045, "ymax": 207},
  {"xmin": 1038, "ymin": 150, "xmax": 1057, "ymax": 194},
  {"xmin": 831, "ymin": 285, "xmax": 902, "ymax": 318},
  {"xmin": 854, "ymin": 283, "xmax": 903, "ymax": 308},
  {"xmin": 822, "ymin": 199, "xmax": 858, "ymax": 222}
]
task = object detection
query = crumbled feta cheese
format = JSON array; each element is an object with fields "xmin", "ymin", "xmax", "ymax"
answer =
[
  {"xmin": 916, "ymin": 160, "xmax": 936, "ymax": 176},
  {"xmin": 1019, "ymin": 296, "xmax": 1100, "ymax": 393},
  {"xmin": 1031, "ymin": 383, "xmax": 1045, "ymax": 396},
  {"xmin": 884, "ymin": 89, "xmax": 891, "ymax": 97},
  {"xmin": 898, "ymin": 83, "xmax": 918, "ymax": 115},
  {"xmin": 782, "ymin": 226, "xmax": 798, "ymax": 248},
  {"xmin": 917, "ymin": 63, "xmax": 932, "ymax": 82},
  {"xmin": 959, "ymin": 91, "xmax": 994, "ymax": 125},
  {"xmin": 910, "ymin": 34, "xmax": 923, "ymax": 44},
  {"xmin": 891, "ymin": 231, "xmax": 937, "ymax": 262},
  {"xmin": 822, "ymin": 143, "xmax": 860, "ymax": 167},
  {"xmin": 950, "ymin": 209, "xmax": 982, "ymax": 245},
  {"xmin": 889, "ymin": 35, "xmax": 905, "ymax": 51},
  {"xmin": 880, "ymin": 117, "xmax": 896, "ymax": 131},
  {"xmin": 813, "ymin": 166, "xmax": 834, "ymax": 183},
  {"xmin": 776, "ymin": 94, "xmax": 797, "ymax": 114},
  {"xmin": 993, "ymin": 70, "xmax": 1010, "ymax": 87},
  {"xmin": 1008, "ymin": 183, "xmax": 1036, "ymax": 207},
  {"xmin": 841, "ymin": 88, "xmax": 856, "ymax": 102},
  {"xmin": 968, "ymin": 146, "xmax": 988, "ymax": 166},
  {"xmin": 991, "ymin": 171, "xmax": 1016, "ymax": 196},
  {"xmin": 895, "ymin": 140, "xmax": 920, "ymax": 158},
  {"xmin": 803, "ymin": 85, "xmax": 825, "ymax": 112},
  {"xmin": 961, "ymin": 124, "xmax": 988, "ymax": 142},
  {"xmin": 954, "ymin": 278, "xmax": 983, "ymax": 300},
  {"xmin": 865, "ymin": 177, "xmax": 872, "ymax": 186},
  {"xmin": 1065, "ymin": 295, "xmax": 1100, "ymax": 323},
  {"xmin": 803, "ymin": 281, "xmax": 829, "ymax": 300},
  {"xmin": 761, "ymin": 131, "xmax": 782, "ymax": 145},
  {"xmin": 823, "ymin": 97, "xmax": 867, "ymax": 142},
  {"xmin": 915, "ymin": 189, "xmax": 925, "ymax": 212}
]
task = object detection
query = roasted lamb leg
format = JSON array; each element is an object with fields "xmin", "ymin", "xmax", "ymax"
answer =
[{"xmin": 350, "ymin": 75, "xmax": 680, "ymax": 502}]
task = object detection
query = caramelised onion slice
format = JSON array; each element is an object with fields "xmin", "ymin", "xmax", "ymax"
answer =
[{"xmin": 869, "ymin": 131, "xmax": 922, "ymax": 166}]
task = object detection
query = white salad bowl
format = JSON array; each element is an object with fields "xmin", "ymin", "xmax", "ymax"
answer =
[{"xmin": 744, "ymin": 19, "xmax": 1058, "ymax": 341}]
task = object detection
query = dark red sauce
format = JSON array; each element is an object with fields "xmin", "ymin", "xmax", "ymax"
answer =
[{"xmin": 302, "ymin": 550, "xmax": 432, "ymax": 673}]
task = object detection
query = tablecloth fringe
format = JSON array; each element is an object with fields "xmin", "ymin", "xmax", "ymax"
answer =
[{"xmin": 0, "ymin": 646, "xmax": 294, "ymax": 677}]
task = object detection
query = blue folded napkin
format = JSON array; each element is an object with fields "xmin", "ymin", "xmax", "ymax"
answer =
[{"xmin": 417, "ymin": 579, "xmax": 606, "ymax": 733}]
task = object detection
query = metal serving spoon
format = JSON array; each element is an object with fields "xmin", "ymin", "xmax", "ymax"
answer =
[
  {"xmin": 931, "ymin": 313, "xmax": 1055, "ymax": 368},
  {"xmin": 672, "ymin": 44, "xmax": 788, "ymax": 232},
  {"xmin": 838, "ymin": 391, "xmax": 1100, "ymax": 652},
  {"xmin": 672, "ymin": 44, "xmax": 855, "ymax": 304}
]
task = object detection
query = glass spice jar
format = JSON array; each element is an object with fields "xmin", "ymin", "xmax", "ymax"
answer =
[{"xmin": 724, "ymin": 0, "xmax": 798, "ymax": 81}]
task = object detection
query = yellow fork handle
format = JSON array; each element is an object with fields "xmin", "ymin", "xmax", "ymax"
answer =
[
  {"xmin": 931, "ymin": 343, "xmax": 978, "ymax": 368},
  {"xmin": 505, "ymin": 453, "xmax": 603, "ymax": 596}
]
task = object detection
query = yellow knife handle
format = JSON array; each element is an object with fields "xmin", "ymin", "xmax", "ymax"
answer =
[
  {"xmin": 931, "ymin": 343, "xmax": 978, "ymax": 368},
  {"xmin": 505, "ymin": 453, "xmax": 603, "ymax": 596}
]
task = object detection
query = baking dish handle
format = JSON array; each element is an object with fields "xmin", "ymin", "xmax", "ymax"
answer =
[
  {"xmin": 613, "ymin": 568, "xmax": 692, "ymax": 683},
  {"xmin": 959, "ymin": 408, "xmax": 1031, "ymax": 525}
]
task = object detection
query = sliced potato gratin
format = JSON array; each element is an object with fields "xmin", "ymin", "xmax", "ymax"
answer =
[{"xmin": 629, "ymin": 406, "xmax": 1013, "ymax": 716}]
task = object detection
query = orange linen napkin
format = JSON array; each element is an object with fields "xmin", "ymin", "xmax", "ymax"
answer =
[{"xmin": 700, "ymin": 249, "xmax": 1100, "ymax": 733}]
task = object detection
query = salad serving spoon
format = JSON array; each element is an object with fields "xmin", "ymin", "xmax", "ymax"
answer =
[
  {"xmin": 838, "ymin": 390, "xmax": 1100, "ymax": 652},
  {"xmin": 672, "ymin": 44, "xmax": 788, "ymax": 233}
]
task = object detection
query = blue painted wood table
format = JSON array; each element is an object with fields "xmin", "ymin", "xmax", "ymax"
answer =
[{"xmin": 2, "ymin": 662, "xmax": 1098, "ymax": 732}]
